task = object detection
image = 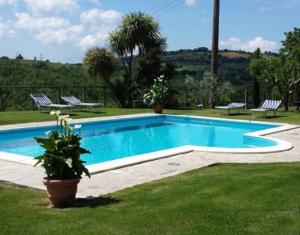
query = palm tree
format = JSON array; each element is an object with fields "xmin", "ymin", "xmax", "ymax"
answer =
[
  {"xmin": 83, "ymin": 48, "xmax": 115, "ymax": 82},
  {"xmin": 83, "ymin": 47, "xmax": 123, "ymax": 106},
  {"xmin": 210, "ymin": 0, "xmax": 220, "ymax": 108},
  {"xmin": 109, "ymin": 11, "xmax": 165, "ymax": 107}
]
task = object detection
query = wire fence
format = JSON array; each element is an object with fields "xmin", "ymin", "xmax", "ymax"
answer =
[
  {"xmin": 0, "ymin": 85, "xmax": 117, "ymax": 112},
  {"xmin": 0, "ymin": 85, "xmax": 299, "ymax": 112}
]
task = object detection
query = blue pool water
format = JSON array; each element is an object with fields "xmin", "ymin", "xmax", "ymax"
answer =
[{"xmin": 0, "ymin": 115, "xmax": 279, "ymax": 165}]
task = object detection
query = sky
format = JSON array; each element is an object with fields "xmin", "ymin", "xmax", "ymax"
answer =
[{"xmin": 0, "ymin": 0, "xmax": 299, "ymax": 63}]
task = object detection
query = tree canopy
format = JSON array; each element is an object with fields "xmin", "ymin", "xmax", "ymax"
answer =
[
  {"xmin": 83, "ymin": 12, "xmax": 167, "ymax": 107},
  {"xmin": 249, "ymin": 28, "xmax": 300, "ymax": 111}
]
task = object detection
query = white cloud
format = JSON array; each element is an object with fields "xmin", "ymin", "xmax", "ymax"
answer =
[
  {"xmin": 10, "ymin": 6, "xmax": 122, "ymax": 50},
  {"xmin": 79, "ymin": 33, "xmax": 108, "ymax": 50},
  {"xmin": 0, "ymin": 0, "xmax": 17, "ymax": 5},
  {"xmin": 0, "ymin": 20, "xmax": 16, "ymax": 38},
  {"xmin": 15, "ymin": 12, "xmax": 83, "ymax": 44},
  {"xmin": 259, "ymin": 5, "xmax": 275, "ymax": 12},
  {"xmin": 24, "ymin": 0, "xmax": 79, "ymax": 15},
  {"xmin": 80, "ymin": 9, "xmax": 122, "ymax": 25},
  {"xmin": 15, "ymin": 12, "xmax": 70, "ymax": 31},
  {"xmin": 220, "ymin": 37, "xmax": 278, "ymax": 52},
  {"xmin": 36, "ymin": 25, "xmax": 83, "ymax": 44},
  {"xmin": 78, "ymin": 8, "xmax": 122, "ymax": 49},
  {"xmin": 13, "ymin": 8, "xmax": 122, "ymax": 49},
  {"xmin": 185, "ymin": 0, "xmax": 196, "ymax": 6}
]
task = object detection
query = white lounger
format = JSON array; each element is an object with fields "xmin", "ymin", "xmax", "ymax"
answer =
[
  {"xmin": 215, "ymin": 102, "xmax": 246, "ymax": 114},
  {"xmin": 251, "ymin": 100, "xmax": 281, "ymax": 118},
  {"xmin": 30, "ymin": 94, "xmax": 73, "ymax": 110},
  {"xmin": 61, "ymin": 96, "xmax": 102, "ymax": 108}
]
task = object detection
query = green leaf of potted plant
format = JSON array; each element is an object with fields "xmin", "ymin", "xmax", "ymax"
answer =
[
  {"xmin": 143, "ymin": 75, "xmax": 169, "ymax": 114},
  {"xmin": 34, "ymin": 111, "xmax": 91, "ymax": 208}
]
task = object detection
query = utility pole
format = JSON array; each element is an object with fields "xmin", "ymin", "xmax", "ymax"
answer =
[{"xmin": 210, "ymin": 0, "xmax": 220, "ymax": 108}]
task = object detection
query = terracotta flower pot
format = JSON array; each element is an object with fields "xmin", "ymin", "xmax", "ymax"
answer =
[
  {"xmin": 43, "ymin": 177, "xmax": 80, "ymax": 208},
  {"xmin": 153, "ymin": 104, "xmax": 164, "ymax": 114}
]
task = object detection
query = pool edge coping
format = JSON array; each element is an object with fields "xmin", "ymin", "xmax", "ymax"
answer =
[{"xmin": 0, "ymin": 113, "xmax": 298, "ymax": 174}]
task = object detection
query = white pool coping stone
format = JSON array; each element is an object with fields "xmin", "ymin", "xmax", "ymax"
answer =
[{"xmin": 0, "ymin": 113, "xmax": 297, "ymax": 174}]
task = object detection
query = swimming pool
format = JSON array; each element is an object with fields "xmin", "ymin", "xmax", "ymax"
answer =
[{"xmin": 0, "ymin": 114, "xmax": 294, "ymax": 172}]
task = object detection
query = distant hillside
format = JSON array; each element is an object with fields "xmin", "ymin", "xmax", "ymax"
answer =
[
  {"xmin": 163, "ymin": 48, "xmax": 255, "ymax": 86},
  {"xmin": 0, "ymin": 48, "xmax": 265, "ymax": 110},
  {"xmin": 0, "ymin": 48, "xmax": 257, "ymax": 88},
  {"xmin": 0, "ymin": 57, "xmax": 103, "ymax": 110},
  {"xmin": 0, "ymin": 57, "xmax": 96, "ymax": 87}
]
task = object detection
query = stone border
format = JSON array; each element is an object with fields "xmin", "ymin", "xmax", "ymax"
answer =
[{"xmin": 0, "ymin": 113, "xmax": 297, "ymax": 174}]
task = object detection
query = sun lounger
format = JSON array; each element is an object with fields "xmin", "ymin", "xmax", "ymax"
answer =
[
  {"xmin": 197, "ymin": 103, "xmax": 204, "ymax": 109},
  {"xmin": 61, "ymin": 96, "xmax": 102, "ymax": 108},
  {"xmin": 251, "ymin": 100, "xmax": 281, "ymax": 118},
  {"xmin": 30, "ymin": 94, "xmax": 73, "ymax": 110},
  {"xmin": 215, "ymin": 102, "xmax": 246, "ymax": 114}
]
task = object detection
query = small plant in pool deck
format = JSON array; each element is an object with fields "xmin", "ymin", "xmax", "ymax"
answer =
[
  {"xmin": 143, "ymin": 75, "xmax": 169, "ymax": 114},
  {"xmin": 34, "ymin": 110, "xmax": 91, "ymax": 208}
]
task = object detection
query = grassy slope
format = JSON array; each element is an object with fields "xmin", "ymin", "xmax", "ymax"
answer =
[
  {"xmin": 0, "ymin": 108, "xmax": 300, "ymax": 125},
  {"xmin": 0, "ymin": 163, "xmax": 300, "ymax": 234}
]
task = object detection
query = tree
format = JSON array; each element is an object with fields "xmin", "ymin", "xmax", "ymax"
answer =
[
  {"xmin": 200, "ymin": 71, "xmax": 217, "ymax": 106},
  {"xmin": 16, "ymin": 54, "xmax": 23, "ymax": 60},
  {"xmin": 281, "ymin": 27, "xmax": 300, "ymax": 62},
  {"xmin": 134, "ymin": 37, "xmax": 167, "ymax": 88},
  {"xmin": 260, "ymin": 56, "xmax": 300, "ymax": 111},
  {"xmin": 249, "ymin": 48, "xmax": 262, "ymax": 108},
  {"xmin": 109, "ymin": 11, "xmax": 166, "ymax": 107},
  {"xmin": 217, "ymin": 81, "xmax": 235, "ymax": 104},
  {"xmin": 253, "ymin": 28, "xmax": 300, "ymax": 111},
  {"xmin": 83, "ymin": 47, "xmax": 123, "ymax": 106}
]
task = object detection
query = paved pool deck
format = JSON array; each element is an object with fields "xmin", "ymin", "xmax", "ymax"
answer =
[{"xmin": 0, "ymin": 126, "xmax": 299, "ymax": 198}]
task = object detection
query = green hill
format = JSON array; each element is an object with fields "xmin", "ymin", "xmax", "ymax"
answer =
[
  {"xmin": 163, "ymin": 48, "xmax": 252, "ymax": 86},
  {"xmin": 0, "ymin": 57, "xmax": 104, "ymax": 110},
  {"xmin": 0, "ymin": 49, "xmax": 259, "ymax": 110}
]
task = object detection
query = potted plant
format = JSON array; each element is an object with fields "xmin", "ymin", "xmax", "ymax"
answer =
[
  {"xmin": 34, "ymin": 111, "xmax": 90, "ymax": 208},
  {"xmin": 143, "ymin": 76, "xmax": 169, "ymax": 114}
]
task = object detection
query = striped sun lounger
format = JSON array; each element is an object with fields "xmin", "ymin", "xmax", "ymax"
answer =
[
  {"xmin": 251, "ymin": 100, "xmax": 281, "ymax": 118},
  {"xmin": 61, "ymin": 96, "xmax": 102, "ymax": 108},
  {"xmin": 30, "ymin": 94, "xmax": 73, "ymax": 110},
  {"xmin": 215, "ymin": 102, "xmax": 246, "ymax": 114}
]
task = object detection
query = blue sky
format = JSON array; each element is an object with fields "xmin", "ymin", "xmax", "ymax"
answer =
[{"xmin": 0, "ymin": 0, "xmax": 299, "ymax": 63}]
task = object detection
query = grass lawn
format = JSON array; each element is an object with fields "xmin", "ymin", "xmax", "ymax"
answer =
[
  {"xmin": 0, "ymin": 107, "xmax": 300, "ymax": 125},
  {"xmin": 0, "ymin": 163, "xmax": 300, "ymax": 234}
]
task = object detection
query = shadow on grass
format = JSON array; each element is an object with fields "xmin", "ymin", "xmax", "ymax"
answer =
[
  {"xmin": 222, "ymin": 112, "xmax": 250, "ymax": 116},
  {"xmin": 39, "ymin": 111, "xmax": 51, "ymax": 114},
  {"xmin": 76, "ymin": 110, "xmax": 104, "ymax": 114},
  {"xmin": 263, "ymin": 115, "xmax": 285, "ymax": 119},
  {"xmin": 74, "ymin": 196, "xmax": 121, "ymax": 208}
]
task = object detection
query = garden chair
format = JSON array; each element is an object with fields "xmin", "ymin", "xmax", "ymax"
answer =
[
  {"xmin": 61, "ymin": 96, "xmax": 102, "ymax": 108},
  {"xmin": 215, "ymin": 102, "xmax": 246, "ymax": 115},
  {"xmin": 30, "ymin": 94, "xmax": 73, "ymax": 110},
  {"xmin": 251, "ymin": 100, "xmax": 281, "ymax": 118}
]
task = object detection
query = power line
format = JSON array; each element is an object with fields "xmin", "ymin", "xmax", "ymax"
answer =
[
  {"xmin": 148, "ymin": 0, "xmax": 179, "ymax": 13},
  {"xmin": 60, "ymin": 0, "xmax": 185, "ymax": 63},
  {"xmin": 152, "ymin": 0, "xmax": 181, "ymax": 16},
  {"xmin": 154, "ymin": 0, "xmax": 184, "ymax": 17}
]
